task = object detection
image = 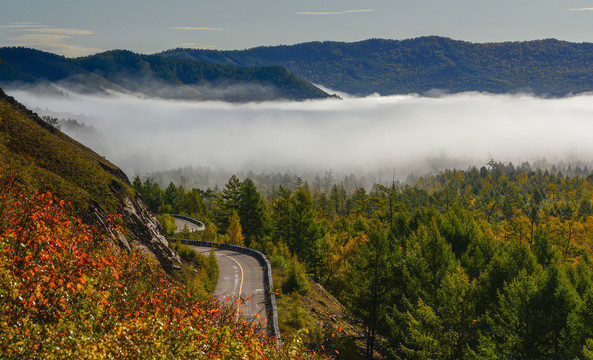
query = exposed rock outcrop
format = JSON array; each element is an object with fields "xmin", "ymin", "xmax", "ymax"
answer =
[{"xmin": 112, "ymin": 180, "xmax": 181, "ymax": 270}]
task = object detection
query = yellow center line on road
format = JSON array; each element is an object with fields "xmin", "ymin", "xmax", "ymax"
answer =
[{"xmin": 220, "ymin": 252, "xmax": 244, "ymax": 320}]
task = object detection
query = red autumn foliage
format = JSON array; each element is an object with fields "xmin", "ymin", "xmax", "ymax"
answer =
[{"xmin": 0, "ymin": 179, "xmax": 328, "ymax": 359}]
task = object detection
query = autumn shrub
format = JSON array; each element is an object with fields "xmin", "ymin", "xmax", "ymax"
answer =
[{"xmin": 0, "ymin": 180, "xmax": 326, "ymax": 359}]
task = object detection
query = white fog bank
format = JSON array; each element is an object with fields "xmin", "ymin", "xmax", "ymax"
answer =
[{"xmin": 7, "ymin": 87, "xmax": 593, "ymax": 180}]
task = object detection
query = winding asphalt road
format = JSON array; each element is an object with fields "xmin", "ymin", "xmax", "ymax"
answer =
[
  {"xmin": 173, "ymin": 216, "xmax": 205, "ymax": 232},
  {"xmin": 194, "ymin": 246, "xmax": 268, "ymax": 325}
]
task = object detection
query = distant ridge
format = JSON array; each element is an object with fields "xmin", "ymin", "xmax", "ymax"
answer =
[
  {"xmin": 0, "ymin": 47, "xmax": 332, "ymax": 102},
  {"xmin": 161, "ymin": 36, "xmax": 593, "ymax": 96}
]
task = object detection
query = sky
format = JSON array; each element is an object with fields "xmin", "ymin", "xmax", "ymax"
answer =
[{"xmin": 2, "ymin": 0, "xmax": 593, "ymax": 57}]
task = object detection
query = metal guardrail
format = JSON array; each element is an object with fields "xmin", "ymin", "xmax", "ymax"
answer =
[
  {"xmin": 169, "ymin": 238, "xmax": 281, "ymax": 340},
  {"xmin": 170, "ymin": 214, "xmax": 206, "ymax": 231}
]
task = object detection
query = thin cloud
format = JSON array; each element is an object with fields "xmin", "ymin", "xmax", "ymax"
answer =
[
  {"xmin": 297, "ymin": 11, "xmax": 342, "ymax": 15},
  {"xmin": 343, "ymin": 9, "xmax": 375, "ymax": 13},
  {"xmin": 297, "ymin": 9, "xmax": 375, "ymax": 15},
  {"xmin": 564, "ymin": 7, "xmax": 593, "ymax": 11},
  {"xmin": 0, "ymin": 23, "xmax": 44, "ymax": 29},
  {"xmin": 19, "ymin": 27, "xmax": 93, "ymax": 35},
  {"xmin": 171, "ymin": 27, "xmax": 223, "ymax": 31},
  {"xmin": 177, "ymin": 42, "xmax": 219, "ymax": 49},
  {"xmin": 8, "ymin": 34, "xmax": 101, "ymax": 57},
  {"xmin": 9, "ymin": 33, "xmax": 72, "ymax": 42},
  {"xmin": 1, "ymin": 23, "xmax": 92, "ymax": 35},
  {"xmin": 1, "ymin": 22, "xmax": 99, "ymax": 57}
]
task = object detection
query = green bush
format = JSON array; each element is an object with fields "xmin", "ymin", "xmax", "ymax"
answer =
[
  {"xmin": 172, "ymin": 241, "xmax": 198, "ymax": 261},
  {"xmin": 156, "ymin": 214, "xmax": 177, "ymax": 235},
  {"xmin": 282, "ymin": 256, "xmax": 310, "ymax": 295},
  {"xmin": 269, "ymin": 242, "xmax": 291, "ymax": 269}
]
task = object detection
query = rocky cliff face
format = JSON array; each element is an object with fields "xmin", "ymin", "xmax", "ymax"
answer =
[
  {"xmin": 0, "ymin": 87, "xmax": 181, "ymax": 272},
  {"xmin": 86, "ymin": 178, "xmax": 182, "ymax": 271},
  {"xmin": 113, "ymin": 180, "xmax": 182, "ymax": 270}
]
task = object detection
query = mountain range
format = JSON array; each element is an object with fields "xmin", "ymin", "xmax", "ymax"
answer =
[
  {"xmin": 0, "ymin": 47, "xmax": 332, "ymax": 101},
  {"xmin": 2, "ymin": 36, "xmax": 593, "ymax": 99},
  {"xmin": 162, "ymin": 36, "xmax": 593, "ymax": 96}
]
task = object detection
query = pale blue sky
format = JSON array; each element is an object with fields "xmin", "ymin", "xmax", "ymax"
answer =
[{"xmin": 1, "ymin": 0, "xmax": 593, "ymax": 57}]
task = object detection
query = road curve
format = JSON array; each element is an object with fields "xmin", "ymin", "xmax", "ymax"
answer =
[
  {"xmin": 194, "ymin": 247, "xmax": 267, "ymax": 325},
  {"xmin": 172, "ymin": 215, "xmax": 205, "ymax": 232},
  {"xmin": 174, "ymin": 217, "xmax": 201, "ymax": 232}
]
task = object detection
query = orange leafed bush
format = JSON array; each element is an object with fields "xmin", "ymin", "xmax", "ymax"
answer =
[{"xmin": 0, "ymin": 179, "xmax": 326, "ymax": 359}]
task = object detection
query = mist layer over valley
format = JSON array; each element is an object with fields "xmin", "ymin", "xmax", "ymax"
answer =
[{"xmin": 7, "ymin": 86, "xmax": 593, "ymax": 188}]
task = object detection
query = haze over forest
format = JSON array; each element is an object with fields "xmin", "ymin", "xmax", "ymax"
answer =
[{"xmin": 7, "ymin": 84, "xmax": 593, "ymax": 189}]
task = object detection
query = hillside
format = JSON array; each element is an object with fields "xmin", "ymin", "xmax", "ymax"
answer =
[
  {"xmin": 0, "ymin": 86, "xmax": 180, "ymax": 271},
  {"xmin": 139, "ymin": 163, "xmax": 593, "ymax": 359},
  {"xmin": 162, "ymin": 36, "xmax": 593, "ymax": 96},
  {"xmin": 0, "ymin": 88, "xmax": 333, "ymax": 358},
  {"xmin": 0, "ymin": 47, "xmax": 332, "ymax": 101}
]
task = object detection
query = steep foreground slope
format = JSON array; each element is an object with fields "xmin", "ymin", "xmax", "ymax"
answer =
[{"xmin": 0, "ymin": 86, "xmax": 180, "ymax": 269}]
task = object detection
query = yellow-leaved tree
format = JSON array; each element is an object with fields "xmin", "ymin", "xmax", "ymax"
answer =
[{"xmin": 226, "ymin": 211, "xmax": 244, "ymax": 246}]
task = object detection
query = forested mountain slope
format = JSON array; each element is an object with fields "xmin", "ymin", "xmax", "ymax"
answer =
[
  {"xmin": 138, "ymin": 163, "xmax": 593, "ymax": 358},
  {"xmin": 0, "ymin": 47, "xmax": 332, "ymax": 101},
  {"xmin": 162, "ymin": 36, "xmax": 593, "ymax": 96}
]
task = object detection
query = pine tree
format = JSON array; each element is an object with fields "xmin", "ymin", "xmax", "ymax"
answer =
[
  {"xmin": 238, "ymin": 178, "xmax": 266, "ymax": 247},
  {"xmin": 132, "ymin": 175, "xmax": 143, "ymax": 193},
  {"xmin": 141, "ymin": 177, "xmax": 163, "ymax": 212},
  {"xmin": 180, "ymin": 188, "xmax": 206, "ymax": 218},
  {"xmin": 164, "ymin": 182, "xmax": 181, "ymax": 213},
  {"xmin": 290, "ymin": 186, "xmax": 319, "ymax": 263},
  {"xmin": 344, "ymin": 229, "xmax": 395, "ymax": 359},
  {"xmin": 215, "ymin": 175, "xmax": 242, "ymax": 233},
  {"xmin": 404, "ymin": 219, "xmax": 457, "ymax": 305},
  {"xmin": 569, "ymin": 290, "xmax": 593, "ymax": 359},
  {"xmin": 271, "ymin": 186, "xmax": 293, "ymax": 246}
]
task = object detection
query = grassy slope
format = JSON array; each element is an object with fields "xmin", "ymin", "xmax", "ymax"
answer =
[
  {"xmin": 272, "ymin": 265, "xmax": 373, "ymax": 359},
  {"xmin": 0, "ymin": 87, "xmax": 131, "ymax": 215},
  {"xmin": 0, "ymin": 86, "xmax": 188, "ymax": 274}
]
